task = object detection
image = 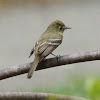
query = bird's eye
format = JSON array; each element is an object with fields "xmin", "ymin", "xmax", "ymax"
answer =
[{"xmin": 59, "ymin": 27, "xmax": 62, "ymax": 30}]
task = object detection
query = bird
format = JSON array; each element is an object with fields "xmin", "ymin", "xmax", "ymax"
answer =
[{"xmin": 27, "ymin": 20, "xmax": 71, "ymax": 79}]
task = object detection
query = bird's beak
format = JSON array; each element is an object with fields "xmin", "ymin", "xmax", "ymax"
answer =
[{"xmin": 65, "ymin": 26, "xmax": 71, "ymax": 29}]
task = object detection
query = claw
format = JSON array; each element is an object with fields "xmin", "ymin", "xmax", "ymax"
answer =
[
  {"xmin": 51, "ymin": 53, "xmax": 60, "ymax": 63},
  {"xmin": 56, "ymin": 55, "xmax": 60, "ymax": 64}
]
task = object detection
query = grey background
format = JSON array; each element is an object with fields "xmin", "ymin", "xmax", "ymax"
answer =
[{"xmin": 0, "ymin": 0, "xmax": 100, "ymax": 91}]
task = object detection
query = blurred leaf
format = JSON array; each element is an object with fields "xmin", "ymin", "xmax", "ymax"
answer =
[{"xmin": 26, "ymin": 75, "xmax": 100, "ymax": 100}]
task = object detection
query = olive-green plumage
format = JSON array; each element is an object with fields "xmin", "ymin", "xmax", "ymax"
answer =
[{"xmin": 27, "ymin": 20, "xmax": 71, "ymax": 79}]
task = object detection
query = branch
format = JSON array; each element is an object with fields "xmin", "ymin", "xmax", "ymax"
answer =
[
  {"xmin": 0, "ymin": 50, "xmax": 100, "ymax": 80},
  {"xmin": 0, "ymin": 92, "xmax": 90, "ymax": 100}
]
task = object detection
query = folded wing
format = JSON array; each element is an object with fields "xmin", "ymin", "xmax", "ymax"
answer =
[{"xmin": 38, "ymin": 38, "xmax": 62, "ymax": 57}]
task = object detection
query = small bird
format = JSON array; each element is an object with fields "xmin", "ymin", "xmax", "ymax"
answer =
[{"xmin": 27, "ymin": 20, "xmax": 71, "ymax": 79}]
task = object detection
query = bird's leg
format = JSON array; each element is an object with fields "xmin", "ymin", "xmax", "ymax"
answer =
[
  {"xmin": 51, "ymin": 53, "xmax": 57, "ymax": 57},
  {"xmin": 51, "ymin": 53, "xmax": 60, "ymax": 64}
]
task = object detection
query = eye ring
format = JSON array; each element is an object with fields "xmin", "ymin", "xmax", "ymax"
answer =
[{"xmin": 59, "ymin": 27, "xmax": 62, "ymax": 30}]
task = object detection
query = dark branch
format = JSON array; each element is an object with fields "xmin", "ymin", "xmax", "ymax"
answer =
[
  {"xmin": 0, "ymin": 50, "xmax": 100, "ymax": 80},
  {"xmin": 0, "ymin": 92, "xmax": 90, "ymax": 100}
]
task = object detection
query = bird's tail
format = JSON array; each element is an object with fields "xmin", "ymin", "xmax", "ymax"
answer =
[{"xmin": 27, "ymin": 56, "xmax": 40, "ymax": 79}]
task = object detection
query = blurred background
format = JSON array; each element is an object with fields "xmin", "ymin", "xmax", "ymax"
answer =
[{"xmin": 0, "ymin": 0, "xmax": 100, "ymax": 99}]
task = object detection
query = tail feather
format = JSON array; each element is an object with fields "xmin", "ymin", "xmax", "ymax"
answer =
[{"xmin": 27, "ymin": 56, "xmax": 39, "ymax": 79}]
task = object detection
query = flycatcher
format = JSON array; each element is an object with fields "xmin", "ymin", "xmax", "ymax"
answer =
[{"xmin": 27, "ymin": 20, "xmax": 71, "ymax": 79}]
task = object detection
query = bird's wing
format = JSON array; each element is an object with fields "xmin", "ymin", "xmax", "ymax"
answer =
[
  {"xmin": 29, "ymin": 47, "xmax": 34, "ymax": 58},
  {"xmin": 29, "ymin": 41, "xmax": 39, "ymax": 58},
  {"xmin": 38, "ymin": 38, "xmax": 62, "ymax": 57}
]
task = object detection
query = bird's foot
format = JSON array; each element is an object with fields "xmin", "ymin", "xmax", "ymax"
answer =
[
  {"xmin": 56, "ymin": 55, "xmax": 61, "ymax": 64},
  {"xmin": 51, "ymin": 53, "xmax": 60, "ymax": 64},
  {"xmin": 51, "ymin": 53, "xmax": 57, "ymax": 57}
]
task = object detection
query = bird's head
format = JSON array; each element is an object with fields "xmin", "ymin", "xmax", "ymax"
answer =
[{"xmin": 47, "ymin": 20, "xmax": 71, "ymax": 34}]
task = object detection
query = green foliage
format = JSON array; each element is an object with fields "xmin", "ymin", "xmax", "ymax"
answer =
[
  {"xmin": 30, "ymin": 75, "xmax": 100, "ymax": 100},
  {"xmin": 85, "ymin": 77, "xmax": 100, "ymax": 100}
]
